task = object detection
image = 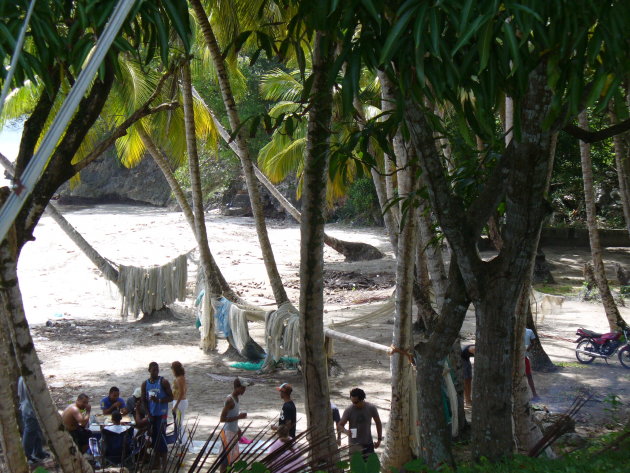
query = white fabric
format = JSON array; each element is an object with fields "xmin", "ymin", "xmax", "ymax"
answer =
[
  {"xmin": 104, "ymin": 425, "xmax": 131, "ymax": 434},
  {"xmin": 171, "ymin": 398, "xmax": 189, "ymax": 443},
  {"xmin": 524, "ymin": 328, "xmax": 536, "ymax": 350}
]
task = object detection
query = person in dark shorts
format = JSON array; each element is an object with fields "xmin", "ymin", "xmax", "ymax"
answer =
[
  {"xmin": 61, "ymin": 393, "xmax": 92, "ymax": 453},
  {"xmin": 331, "ymin": 401, "xmax": 342, "ymax": 445},
  {"xmin": 461, "ymin": 344, "xmax": 475, "ymax": 407},
  {"xmin": 338, "ymin": 388, "xmax": 382, "ymax": 456},
  {"xmin": 272, "ymin": 382, "xmax": 297, "ymax": 437},
  {"xmin": 141, "ymin": 362, "xmax": 174, "ymax": 470}
]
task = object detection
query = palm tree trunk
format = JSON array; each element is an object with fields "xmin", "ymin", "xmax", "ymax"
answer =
[
  {"xmin": 181, "ymin": 60, "xmax": 217, "ymax": 350},
  {"xmin": 382, "ymin": 146, "xmax": 418, "ymax": 469},
  {"xmin": 0, "ymin": 317, "xmax": 29, "ymax": 473},
  {"xmin": 610, "ymin": 94, "xmax": 630, "ymax": 237},
  {"xmin": 299, "ymin": 30, "xmax": 338, "ymax": 463},
  {"xmin": 578, "ymin": 111, "xmax": 628, "ymax": 330},
  {"xmin": 136, "ymin": 126, "xmax": 233, "ymax": 299},
  {"xmin": 377, "ymin": 71, "xmax": 402, "ymax": 229},
  {"xmin": 190, "ymin": 0, "xmax": 288, "ymax": 306},
  {"xmin": 207, "ymin": 110, "xmax": 383, "ymax": 261},
  {"xmin": 0, "ymin": 223, "xmax": 93, "ymax": 473},
  {"xmin": 1, "ymin": 152, "xmax": 120, "ymax": 285}
]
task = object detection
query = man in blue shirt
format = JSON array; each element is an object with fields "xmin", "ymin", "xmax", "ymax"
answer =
[
  {"xmin": 141, "ymin": 362, "xmax": 173, "ymax": 470},
  {"xmin": 101, "ymin": 386, "xmax": 128, "ymax": 415}
]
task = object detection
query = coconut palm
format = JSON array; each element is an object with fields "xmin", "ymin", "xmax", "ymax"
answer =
[{"xmin": 0, "ymin": 1, "xmax": 192, "ymax": 470}]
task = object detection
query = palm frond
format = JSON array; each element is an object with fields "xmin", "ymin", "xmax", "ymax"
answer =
[
  {"xmin": 258, "ymin": 135, "xmax": 306, "ymax": 183},
  {"xmin": 0, "ymin": 81, "xmax": 40, "ymax": 126},
  {"xmin": 267, "ymin": 101, "xmax": 301, "ymax": 118},
  {"xmin": 115, "ymin": 122, "xmax": 148, "ymax": 168},
  {"xmin": 260, "ymin": 68, "xmax": 304, "ymax": 102}
]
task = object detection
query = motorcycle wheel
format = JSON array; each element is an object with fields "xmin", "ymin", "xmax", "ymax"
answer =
[
  {"xmin": 575, "ymin": 339, "xmax": 597, "ymax": 364},
  {"xmin": 618, "ymin": 346, "xmax": 630, "ymax": 369}
]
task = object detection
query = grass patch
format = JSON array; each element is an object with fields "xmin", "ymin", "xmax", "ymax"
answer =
[
  {"xmin": 555, "ymin": 361, "xmax": 588, "ymax": 368},
  {"xmin": 534, "ymin": 284, "xmax": 576, "ymax": 295}
]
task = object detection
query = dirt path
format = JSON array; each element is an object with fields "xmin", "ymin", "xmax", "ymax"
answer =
[{"xmin": 18, "ymin": 205, "xmax": 630, "ymax": 448}]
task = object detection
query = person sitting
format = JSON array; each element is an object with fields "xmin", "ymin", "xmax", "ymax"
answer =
[
  {"xmin": 102, "ymin": 411, "xmax": 133, "ymax": 466},
  {"xmin": 104, "ymin": 411, "xmax": 132, "ymax": 434},
  {"xmin": 61, "ymin": 393, "xmax": 92, "ymax": 453},
  {"xmin": 126, "ymin": 387, "xmax": 142, "ymax": 418},
  {"xmin": 101, "ymin": 386, "xmax": 128, "ymax": 415}
]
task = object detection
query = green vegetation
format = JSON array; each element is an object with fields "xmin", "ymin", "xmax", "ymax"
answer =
[
  {"xmin": 344, "ymin": 430, "xmax": 630, "ymax": 473},
  {"xmin": 534, "ymin": 284, "xmax": 576, "ymax": 296}
]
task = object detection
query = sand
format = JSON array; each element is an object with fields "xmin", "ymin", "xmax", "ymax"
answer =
[{"xmin": 17, "ymin": 204, "xmax": 630, "ymax": 447}]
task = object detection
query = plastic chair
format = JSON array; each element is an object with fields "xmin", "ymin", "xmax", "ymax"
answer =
[
  {"xmin": 101, "ymin": 426, "xmax": 134, "ymax": 468},
  {"xmin": 165, "ymin": 414, "xmax": 180, "ymax": 445}
]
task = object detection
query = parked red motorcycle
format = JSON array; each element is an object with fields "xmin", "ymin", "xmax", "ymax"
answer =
[{"xmin": 575, "ymin": 327, "xmax": 630, "ymax": 368}]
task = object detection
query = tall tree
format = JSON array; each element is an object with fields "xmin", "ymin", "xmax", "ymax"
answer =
[
  {"xmin": 578, "ymin": 111, "xmax": 628, "ymax": 331},
  {"xmin": 299, "ymin": 28, "xmax": 339, "ymax": 463},
  {"xmin": 0, "ymin": 1, "xmax": 192, "ymax": 469},
  {"xmin": 190, "ymin": 0, "xmax": 289, "ymax": 306}
]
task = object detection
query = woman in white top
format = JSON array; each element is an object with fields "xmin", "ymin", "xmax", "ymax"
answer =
[{"xmin": 171, "ymin": 361, "xmax": 188, "ymax": 442}]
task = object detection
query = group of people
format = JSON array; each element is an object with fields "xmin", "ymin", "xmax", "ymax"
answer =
[
  {"xmin": 22, "ymin": 359, "xmax": 382, "ymax": 470},
  {"xmin": 221, "ymin": 379, "xmax": 383, "ymax": 473},
  {"xmin": 60, "ymin": 360, "xmax": 187, "ymax": 470}
]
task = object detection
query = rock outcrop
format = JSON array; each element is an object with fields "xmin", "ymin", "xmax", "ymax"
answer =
[{"xmin": 58, "ymin": 150, "xmax": 171, "ymax": 206}]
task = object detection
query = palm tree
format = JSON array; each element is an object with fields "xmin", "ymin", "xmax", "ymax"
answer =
[
  {"xmin": 190, "ymin": 0, "xmax": 290, "ymax": 307},
  {"xmin": 0, "ymin": 1, "xmax": 192, "ymax": 469},
  {"xmin": 578, "ymin": 111, "xmax": 628, "ymax": 331}
]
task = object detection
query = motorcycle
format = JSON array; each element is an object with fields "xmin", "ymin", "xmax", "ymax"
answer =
[{"xmin": 574, "ymin": 327, "xmax": 630, "ymax": 368}]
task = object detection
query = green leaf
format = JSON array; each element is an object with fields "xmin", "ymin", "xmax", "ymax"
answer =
[
  {"xmin": 361, "ymin": 0, "xmax": 381, "ymax": 25},
  {"xmin": 162, "ymin": 0, "xmax": 191, "ymax": 53},
  {"xmin": 452, "ymin": 14, "xmax": 486, "ymax": 56},
  {"xmin": 478, "ymin": 19, "xmax": 494, "ymax": 73},
  {"xmin": 502, "ymin": 21, "xmax": 520, "ymax": 76},
  {"xmin": 379, "ymin": 5, "xmax": 417, "ymax": 64}
]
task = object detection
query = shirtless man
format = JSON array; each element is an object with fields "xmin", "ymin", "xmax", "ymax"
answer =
[{"xmin": 61, "ymin": 393, "xmax": 92, "ymax": 453}]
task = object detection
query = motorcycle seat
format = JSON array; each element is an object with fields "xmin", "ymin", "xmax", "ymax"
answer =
[{"xmin": 577, "ymin": 328, "xmax": 603, "ymax": 338}]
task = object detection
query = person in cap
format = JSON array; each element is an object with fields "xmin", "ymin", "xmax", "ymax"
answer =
[
  {"xmin": 219, "ymin": 378, "xmax": 248, "ymax": 473},
  {"xmin": 271, "ymin": 383, "xmax": 296, "ymax": 438},
  {"xmin": 126, "ymin": 387, "xmax": 142, "ymax": 418}
]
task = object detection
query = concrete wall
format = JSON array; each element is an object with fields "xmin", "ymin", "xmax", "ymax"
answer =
[{"xmin": 540, "ymin": 228, "xmax": 630, "ymax": 248}]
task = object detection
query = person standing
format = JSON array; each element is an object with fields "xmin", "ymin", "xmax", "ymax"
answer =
[
  {"xmin": 338, "ymin": 388, "xmax": 382, "ymax": 456},
  {"xmin": 61, "ymin": 393, "xmax": 92, "ymax": 453},
  {"xmin": 171, "ymin": 361, "xmax": 188, "ymax": 442},
  {"xmin": 219, "ymin": 378, "xmax": 248, "ymax": 473},
  {"xmin": 461, "ymin": 344, "xmax": 475, "ymax": 407},
  {"xmin": 141, "ymin": 362, "xmax": 173, "ymax": 470},
  {"xmin": 17, "ymin": 377, "xmax": 50, "ymax": 464},
  {"xmin": 272, "ymin": 383, "xmax": 296, "ymax": 438}
]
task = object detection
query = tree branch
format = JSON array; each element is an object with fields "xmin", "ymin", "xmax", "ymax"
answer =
[
  {"xmin": 72, "ymin": 100, "xmax": 179, "ymax": 174},
  {"xmin": 563, "ymin": 119, "xmax": 630, "ymax": 143}
]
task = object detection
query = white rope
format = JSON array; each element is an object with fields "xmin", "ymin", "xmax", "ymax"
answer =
[
  {"xmin": 260, "ymin": 302, "xmax": 300, "ymax": 372},
  {"xmin": 0, "ymin": 0, "xmax": 37, "ymax": 117},
  {"xmin": 0, "ymin": 0, "xmax": 137, "ymax": 242},
  {"xmin": 118, "ymin": 253, "xmax": 188, "ymax": 318}
]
